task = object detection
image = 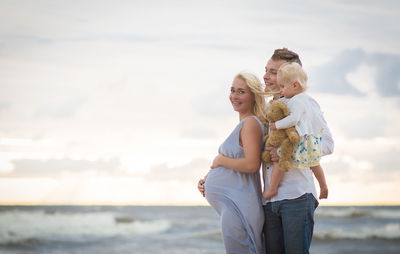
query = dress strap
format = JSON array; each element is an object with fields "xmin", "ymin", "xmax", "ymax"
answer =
[{"xmin": 241, "ymin": 116, "xmax": 265, "ymax": 137}]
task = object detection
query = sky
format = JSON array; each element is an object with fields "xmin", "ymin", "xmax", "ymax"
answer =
[{"xmin": 0, "ymin": 0, "xmax": 399, "ymax": 205}]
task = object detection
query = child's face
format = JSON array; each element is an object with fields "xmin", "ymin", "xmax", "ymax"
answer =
[{"xmin": 278, "ymin": 79, "xmax": 296, "ymax": 98}]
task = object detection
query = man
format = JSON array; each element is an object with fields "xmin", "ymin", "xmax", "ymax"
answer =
[{"xmin": 263, "ymin": 48, "xmax": 334, "ymax": 254}]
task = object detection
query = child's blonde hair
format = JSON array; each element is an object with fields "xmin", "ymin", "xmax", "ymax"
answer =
[
  {"xmin": 235, "ymin": 72, "xmax": 267, "ymax": 125},
  {"xmin": 277, "ymin": 62, "xmax": 308, "ymax": 92}
]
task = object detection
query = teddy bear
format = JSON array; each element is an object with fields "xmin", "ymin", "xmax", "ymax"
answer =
[{"xmin": 262, "ymin": 100, "xmax": 300, "ymax": 172}]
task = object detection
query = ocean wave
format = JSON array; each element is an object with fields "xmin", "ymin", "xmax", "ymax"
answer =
[
  {"xmin": 314, "ymin": 223, "xmax": 400, "ymax": 241},
  {"xmin": 194, "ymin": 230, "xmax": 222, "ymax": 240},
  {"xmin": 0, "ymin": 210, "xmax": 171, "ymax": 245},
  {"xmin": 1, "ymin": 237, "xmax": 41, "ymax": 248},
  {"xmin": 316, "ymin": 207, "xmax": 400, "ymax": 219},
  {"xmin": 373, "ymin": 209, "xmax": 400, "ymax": 219}
]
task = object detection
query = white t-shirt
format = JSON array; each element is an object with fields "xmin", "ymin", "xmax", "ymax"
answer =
[{"xmin": 262, "ymin": 95, "xmax": 334, "ymax": 204}]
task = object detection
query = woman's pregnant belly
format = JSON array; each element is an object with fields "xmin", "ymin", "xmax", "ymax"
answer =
[{"xmin": 204, "ymin": 167, "xmax": 240, "ymax": 201}]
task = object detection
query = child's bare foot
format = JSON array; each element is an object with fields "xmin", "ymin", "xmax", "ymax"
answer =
[
  {"xmin": 319, "ymin": 187, "xmax": 328, "ymax": 199},
  {"xmin": 263, "ymin": 188, "xmax": 278, "ymax": 200}
]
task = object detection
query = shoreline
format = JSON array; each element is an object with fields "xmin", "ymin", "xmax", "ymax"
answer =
[{"xmin": 0, "ymin": 202, "xmax": 399, "ymax": 207}]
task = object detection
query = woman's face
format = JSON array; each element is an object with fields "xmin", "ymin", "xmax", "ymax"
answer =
[{"xmin": 229, "ymin": 77, "xmax": 255, "ymax": 114}]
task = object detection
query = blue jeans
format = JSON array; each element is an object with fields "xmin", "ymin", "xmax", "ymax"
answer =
[{"xmin": 263, "ymin": 193, "xmax": 318, "ymax": 254}]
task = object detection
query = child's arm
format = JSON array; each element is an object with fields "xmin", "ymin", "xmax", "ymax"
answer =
[
  {"xmin": 211, "ymin": 117, "xmax": 262, "ymax": 173},
  {"xmin": 275, "ymin": 98, "xmax": 305, "ymax": 130},
  {"xmin": 311, "ymin": 165, "xmax": 328, "ymax": 199}
]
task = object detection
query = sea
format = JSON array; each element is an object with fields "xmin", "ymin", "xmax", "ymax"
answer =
[{"xmin": 0, "ymin": 205, "xmax": 399, "ymax": 254}]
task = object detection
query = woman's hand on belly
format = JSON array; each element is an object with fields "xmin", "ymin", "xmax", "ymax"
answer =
[
  {"xmin": 198, "ymin": 178, "xmax": 205, "ymax": 197},
  {"xmin": 197, "ymin": 170, "xmax": 211, "ymax": 197},
  {"xmin": 211, "ymin": 154, "xmax": 223, "ymax": 169}
]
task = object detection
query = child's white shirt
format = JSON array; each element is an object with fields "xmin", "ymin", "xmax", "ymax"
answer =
[
  {"xmin": 275, "ymin": 93, "xmax": 326, "ymax": 137},
  {"xmin": 262, "ymin": 94, "xmax": 334, "ymax": 204}
]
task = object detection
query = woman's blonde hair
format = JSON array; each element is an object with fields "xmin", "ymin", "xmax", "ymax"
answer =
[
  {"xmin": 277, "ymin": 62, "xmax": 308, "ymax": 92},
  {"xmin": 234, "ymin": 72, "xmax": 267, "ymax": 125}
]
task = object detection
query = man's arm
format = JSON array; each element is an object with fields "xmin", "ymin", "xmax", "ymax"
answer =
[
  {"xmin": 308, "ymin": 95, "xmax": 334, "ymax": 155},
  {"xmin": 322, "ymin": 124, "xmax": 334, "ymax": 155}
]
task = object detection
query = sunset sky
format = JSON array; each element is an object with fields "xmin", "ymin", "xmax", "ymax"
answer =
[{"xmin": 0, "ymin": 0, "xmax": 399, "ymax": 205}]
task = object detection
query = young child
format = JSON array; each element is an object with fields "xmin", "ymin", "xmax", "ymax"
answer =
[{"xmin": 263, "ymin": 62, "xmax": 329, "ymax": 200}]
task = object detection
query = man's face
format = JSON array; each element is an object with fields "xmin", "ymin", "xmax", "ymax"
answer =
[{"xmin": 263, "ymin": 59, "xmax": 287, "ymax": 93}]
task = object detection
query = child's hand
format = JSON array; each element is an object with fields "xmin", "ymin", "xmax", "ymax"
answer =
[{"xmin": 270, "ymin": 122, "xmax": 277, "ymax": 130}]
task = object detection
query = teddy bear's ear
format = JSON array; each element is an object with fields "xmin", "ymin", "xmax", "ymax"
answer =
[{"xmin": 277, "ymin": 101, "xmax": 290, "ymax": 116}]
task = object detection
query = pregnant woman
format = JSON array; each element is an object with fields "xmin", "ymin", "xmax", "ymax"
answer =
[{"xmin": 198, "ymin": 72, "xmax": 267, "ymax": 254}]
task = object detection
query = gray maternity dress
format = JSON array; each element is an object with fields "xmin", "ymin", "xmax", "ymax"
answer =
[{"xmin": 204, "ymin": 116, "xmax": 265, "ymax": 254}]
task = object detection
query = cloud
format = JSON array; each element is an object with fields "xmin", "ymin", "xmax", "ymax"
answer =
[
  {"xmin": 0, "ymin": 102, "xmax": 10, "ymax": 110},
  {"xmin": 341, "ymin": 115, "xmax": 386, "ymax": 139},
  {"xmin": 308, "ymin": 49, "xmax": 366, "ymax": 96},
  {"xmin": 180, "ymin": 127, "xmax": 218, "ymax": 139},
  {"xmin": 0, "ymin": 0, "xmax": 399, "ymax": 204},
  {"xmin": 36, "ymin": 96, "xmax": 86, "ymax": 118},
  {"xmin": 325, "ymin": 156, "xmax": 400, "ymax": 185},
  {"xmin": 2, "ymin": 158, "xmax": 120, "ymax": 178},
  {"xmin": 193, "ymin": 85, "xmax": 232, "ymax": 117},
  {"xmin": 139, "ymin": 158, "xmax": 210, "ymax": 182},
  {"xmin": 325, "ymin": 137, "xmax": 400, "ymax": 178},
  {"xmin": 366, "ymin": 53, "xmax": 400, "ymax": 97},
  {"xmin": 309, "ymin": 49, "xmax": 400, "ymax": 98}
]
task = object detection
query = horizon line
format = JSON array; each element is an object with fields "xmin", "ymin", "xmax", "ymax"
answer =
[{"xmin": 0, "ymin": 201, "xmax": 399, "ymax": 206}]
